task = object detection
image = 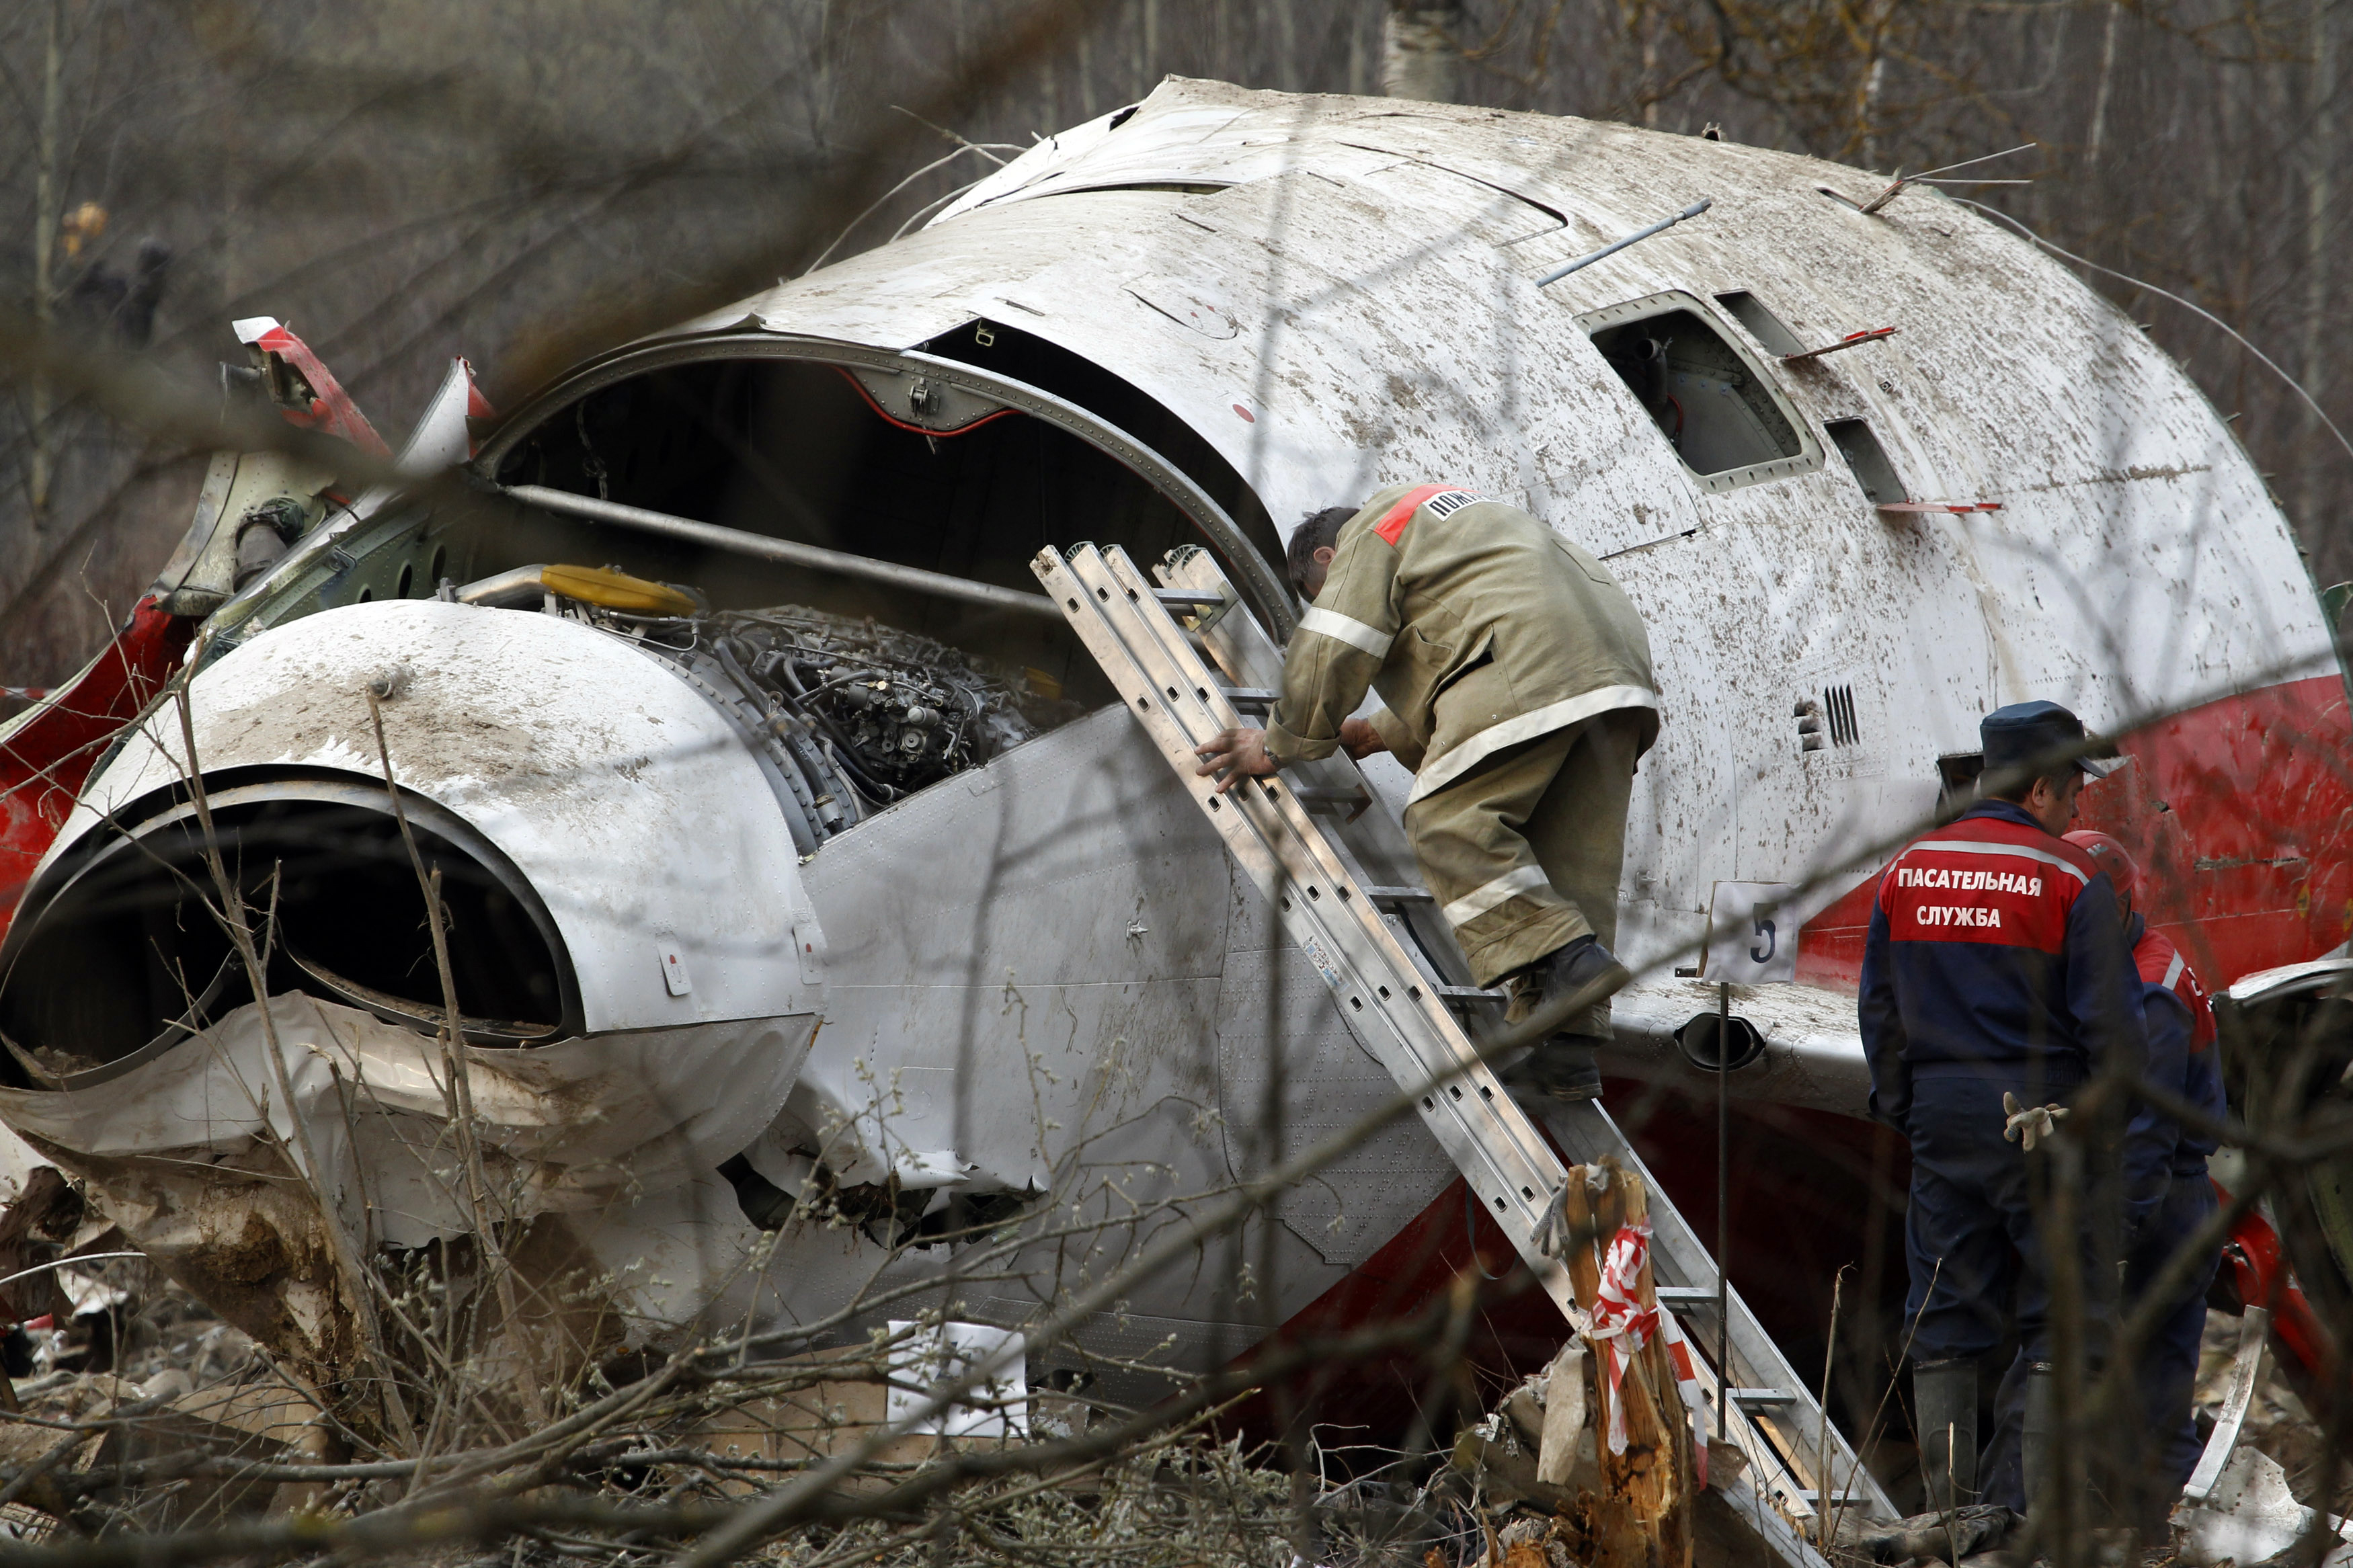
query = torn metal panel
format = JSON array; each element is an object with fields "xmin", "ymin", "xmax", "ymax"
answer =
[
  {"xmin": 349, "ymin": 355, "xmax": 491, "ymax": 522},
  {"xmin": 2176, "ymin": 1444, "xmax": 2353, "ymax": 1568},
  {"xmin": 0, "ymin": 996, "xmax": 816, "ymax": 1245}
]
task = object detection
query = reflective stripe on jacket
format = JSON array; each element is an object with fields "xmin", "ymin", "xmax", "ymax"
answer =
[
  {"xmin": 1263, "ymin": 483, "xmax": 1658, "ymax": 800},
  {"xmin": 2130, "ymin": 921, "xmax": 2226, "ymax": 1169},
  {"xmin": 2134, "ymin": 925, "xmax": 2217, "ymax": 1052},
  {"xmin": 1858, "ymin": 800, "xmax": 2150, "ymax": 1133}
]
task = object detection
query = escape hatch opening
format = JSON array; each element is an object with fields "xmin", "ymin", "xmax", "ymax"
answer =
[
  {"xmin": 471, "ymin": 344, "xmax": 1287, "ymax": 737},
  {"xmin": 1826, "ymin": 417, "xmax": 1907, "ymax": 505},
  {"xmin": 1579, "ymin": 290, "xmax": 1822, "ymax": 495}
]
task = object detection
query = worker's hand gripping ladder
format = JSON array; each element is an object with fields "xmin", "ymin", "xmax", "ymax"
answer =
[{"xmin": 1033, "ymin": 542, "xmax": 1897, "ymax": 1528}]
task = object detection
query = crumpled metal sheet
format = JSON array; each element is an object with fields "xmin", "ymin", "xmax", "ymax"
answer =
[
  {"xmin": 2176, "ymin": 1444, "xmax": 2352, "ymax": 1568},
  {"xmin": 0, "ymin": 994, "xmax": 817, "ymax": 1250},
  {"xmin": 0, "ymin": 994, "xmax": 816, "ymax": 1413}
]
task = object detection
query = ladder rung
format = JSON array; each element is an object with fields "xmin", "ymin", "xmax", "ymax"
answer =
[
  {"xmin": 1728, "ymin": 1388, "xmax": 1798, "ymax": 1407},
  {"xmin": 1655, "ymin": 1286, "xmax": 1718, "ymax": 1308},
  {"xmin": 1153, "ymin": 588, "xmax": 1226, "ymax": 608},
  {"xmin": 1292, "ymin": 785, "xmax": 1371, "ymax": 814},
  {"xmin": 1798, "ymin": 1491, "xmax": 1867, "ymax": 1504},
  {"xmin": 1435, "ymin": 985, "xmax": 1507, "ymax": 1007},
  {"xmin": 1363, "ymin": 884, "xmax": 1435, "ymax": 906},
  {"xmin": 1220, "ymin": 686, "xmax": 1277, "ymax": 711}
]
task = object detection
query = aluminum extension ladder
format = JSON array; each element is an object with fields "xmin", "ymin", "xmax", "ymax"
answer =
[{"xmin": 1033, "ymin": 541, "xmax": 1897, "ymax": 1527}]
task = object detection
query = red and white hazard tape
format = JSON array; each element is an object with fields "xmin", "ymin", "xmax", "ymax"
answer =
[
  {"xmin": 1658, "ymin": 1304, "xmax": 1710, "ymax": 1488},
  {"xmin": 1585, "ymin": 1216, "xmax": 1710, "ymax": 1487}
]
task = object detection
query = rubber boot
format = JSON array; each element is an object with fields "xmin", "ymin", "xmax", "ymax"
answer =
[
  {"xmin": 1915, "ymin": 1358, "xmax": 1979, "ymax": 1512},
  {"xmin": 2020, "ymin": 1362, "xmax": 2055, "ymax": 1516},
  {"xmin": 1527, "ymin": 934, "xmax": 1631, "ymax": 1024},
  {"xmin": 1503, "ymin": 1036, "xmax": 1602, "ymax": 1101}
]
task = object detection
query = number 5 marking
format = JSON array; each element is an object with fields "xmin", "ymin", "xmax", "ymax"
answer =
[{"xmin": 1750, "ymin": 903, "xmax": 1780, "ymax": 964}]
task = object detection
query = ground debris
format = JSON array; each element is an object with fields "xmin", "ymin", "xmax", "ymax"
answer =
[
  {"xmin": 1839, "ymin": 1503, "xmax": 2016, "ymax": 1565},
  {"xmin": 2188, "ymin": 1310, "xmax": 2342, "ymax": 1512}
]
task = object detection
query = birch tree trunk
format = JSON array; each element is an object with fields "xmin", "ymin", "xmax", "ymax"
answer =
[
  {"xmin": 28, "ymin": 0, "xmax": 65, "ymax": 525},
  {"xmin": 2303, "ymin": 0, "xmax": 2336, "ymax": 523},
  {"xmin": 1382, "ymin": 0, "xmax": 1462, "ymax": 102}
]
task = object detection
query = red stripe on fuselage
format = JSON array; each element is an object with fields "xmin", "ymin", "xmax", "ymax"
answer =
[{"xmin": 1803, "ymin": 675, "xmax": 2353, "ymax": 989}]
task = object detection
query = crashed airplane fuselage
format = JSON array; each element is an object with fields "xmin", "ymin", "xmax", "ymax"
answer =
[{"xmin": 0, "ymin": 80, "xmax": 2344, "ymax": 1441}]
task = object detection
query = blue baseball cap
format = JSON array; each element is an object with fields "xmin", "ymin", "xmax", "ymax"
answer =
[{"xmin": 1981, "ymin": 700, "xmax": 2125, "ymax": 779}]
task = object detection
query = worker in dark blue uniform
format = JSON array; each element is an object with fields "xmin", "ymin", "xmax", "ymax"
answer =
[
  {"xmin": 1858, "ymin": 700, "xmax": 2153, "ymax": 1516},
  {"xmin": 1979, "ymin": 829, "xmax": 2223, "ymax": 1519},
  {"xmin": 2069, "ymin": 831, "xmax": 2223, "ymax": 1506}
]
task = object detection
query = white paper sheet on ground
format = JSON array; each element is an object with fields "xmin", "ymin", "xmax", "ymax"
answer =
[
  {"xmin": 884, "ymin": 1321, "xmax": 1027, "ymax": 1438},
  {"xmin": 2178, "ymin": 1445, "xmax": 2353, "ymax": 1568},
  {"xmin": 1538, "ymin": 1337, "xmax": 1589, "ymax": 1487}
]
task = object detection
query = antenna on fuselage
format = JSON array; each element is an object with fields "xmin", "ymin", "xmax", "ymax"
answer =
[{"xmin": 1534, "ymin": 198, "xmax": 1713, "ymax": 288}]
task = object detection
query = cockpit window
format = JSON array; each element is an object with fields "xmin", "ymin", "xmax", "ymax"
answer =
[{"xmin": 1579, "ymin": 291, "xmax": 1823, "ymax": 494}]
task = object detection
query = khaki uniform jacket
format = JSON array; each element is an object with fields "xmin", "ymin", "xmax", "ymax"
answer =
[{"xmin": 1263, "ymin": 484, "xmax": 1659, "ymax": 803}]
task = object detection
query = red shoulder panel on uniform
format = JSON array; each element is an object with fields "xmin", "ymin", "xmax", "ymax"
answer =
[
  {"xmin": 1878, "ymin": 815, "xmax": 2090, "ymax": 954},
  {"xmin": 2134, "ymin": 929, "xmax": 2219, "ymax": 1050},
  {"xmin": 1371, "ymin": 484, "xmax": 1479, "ymax": 545}
]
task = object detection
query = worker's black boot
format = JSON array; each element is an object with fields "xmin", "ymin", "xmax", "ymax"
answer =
[
  {"xmin": 1505, "ymin": 1035, "xmax": 1603, "ymax": 1100},
  {"xmin": 1914, "ymin": 1358, "xmax": 1979, "ymax": 1512},
  {"xmin": 2020, "ymin": 1362, "xmax": 2055, "ymax": 1518},
  {"xmin": 1523, "ymin": 934, "xmax": 1631, "ymax": 1026},
  {"xmin": 1500, "ymin": 937, "xmax": 1626, "ymax": 1101}
]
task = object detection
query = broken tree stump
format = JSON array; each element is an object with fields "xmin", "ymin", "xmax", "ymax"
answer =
[{"xmin": 1553, "ymin": 1159, "xmax": 1695, "ymax": 1568}]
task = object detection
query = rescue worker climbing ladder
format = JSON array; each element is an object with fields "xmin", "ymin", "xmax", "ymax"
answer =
[
  {"xmin": 1195, "ymin": 483, "xmax": 1659, "ymax": 1101},
  {"xmin": 1034, "ymin": 528, "xmax": 1897, "ymax": 1525}
]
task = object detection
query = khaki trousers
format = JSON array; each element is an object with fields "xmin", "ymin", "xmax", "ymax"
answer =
[{"xmin": 1401, "ymin": 710, "xmax": 1641, "ymax": 1034}]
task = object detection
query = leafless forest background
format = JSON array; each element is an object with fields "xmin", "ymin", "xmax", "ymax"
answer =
[{"xmin": 0, "ymin": 0, "xmax": 2345, "ymax": 687}]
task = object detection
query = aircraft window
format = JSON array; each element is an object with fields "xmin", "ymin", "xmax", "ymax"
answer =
[
  {"xmin": 1714, "ymin": 290, "xmax": 1806, "ymax": 357},
  {"xmin": 1825, "ymin": 417, "xmax": 1907, "ymax": 505},
  {"xmin": 1936, "ymin": 751, "xmax": 1985, "ymax": 823},
  {"xmin": 1577, "ymin": 290, "xmax": 1822, "ymax": 495}
]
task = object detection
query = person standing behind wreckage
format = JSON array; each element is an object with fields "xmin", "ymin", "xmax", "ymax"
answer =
[
  {"xmin": 1192, "ymin": 485, "xmax": 1657, "ymax": 1101},
  {"xmin": 1859, "ymin": 700, "xmax": 2155, "ymax": 1520},
  {"xmin": 1972, "ymin": 829, "xmax": 2225, "ymax": 1522}
]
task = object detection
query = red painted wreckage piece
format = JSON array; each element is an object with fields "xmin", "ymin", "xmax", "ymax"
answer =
[
  {"xmin": 2217, "ymin": 1186, "xmax": 2336, "ymax": 1383},
  {"xmin": 1238, "ymin": 1098, "xmax": 1914, "ymax": 1444},
  {"xmin": 0, "ymin": 600, "xmax": 194, "ymax": 935}
]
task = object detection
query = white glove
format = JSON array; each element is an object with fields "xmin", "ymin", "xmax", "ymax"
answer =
[{"xmin": 2001, "ymin": 1091, "xmax": 2069, "ymax": 1150}]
